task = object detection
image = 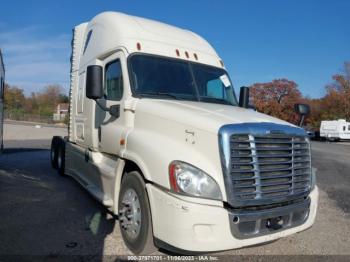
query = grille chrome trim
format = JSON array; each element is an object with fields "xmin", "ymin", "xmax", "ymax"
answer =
[
  {"xmin": 219, "ymin": 122, "xmax": 312, "ymax": 207},
  {"xmin": 249, "ymin": 134, "xmax": 261, "ymax": 199}
]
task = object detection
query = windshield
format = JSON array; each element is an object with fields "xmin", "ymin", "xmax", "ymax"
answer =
[{"xmin": 128, "ymin": 54, "xmax": 238, "ymax": 106}]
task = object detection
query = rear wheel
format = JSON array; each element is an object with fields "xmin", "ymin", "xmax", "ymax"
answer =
[{"xmin": 118, "ymin": 171, "xmax": 155, "ymax": 254}]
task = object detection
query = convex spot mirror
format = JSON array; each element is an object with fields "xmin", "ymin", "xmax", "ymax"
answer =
[
  {"xmin": 239, "ymin": 86, "xmax": 250, "ymax": 108},
  {"xmin": 109, "ymin": 104, "xmax": 120, "ymax": 118},
  {"xmin": 294, "ymin": 103, "xmax": 310, "ymax": 127},
  {"xmin": 294, "ymin": 104, "xmax": 310, "ymax": 116}
]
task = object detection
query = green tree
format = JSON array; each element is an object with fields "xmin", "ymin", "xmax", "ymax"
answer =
[
  {"xmin": 34, "ymin": 85, "xmax": 66, "ymax": 116},
  {"xmin": 4, "ymin": 84, "xmax": 26, "ymax": 118}
]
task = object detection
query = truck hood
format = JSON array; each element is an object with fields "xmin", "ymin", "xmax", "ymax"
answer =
[{"xmin": 135, "ymin": 99, "xmax": 294, "ymax": 133}]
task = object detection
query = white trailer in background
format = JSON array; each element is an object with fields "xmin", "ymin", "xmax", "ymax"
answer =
[
  {"xmin": 320, "ymin": 119, "xmax": 350, "ymax": 141},
  {"xmin": 0, "ymin": 49, "xmax": 4, "ymax": 152}
]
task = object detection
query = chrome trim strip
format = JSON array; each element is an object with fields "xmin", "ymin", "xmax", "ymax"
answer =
[{"xmin": 249, "ymin": 134, "xmax": 261, "ymax": 199}]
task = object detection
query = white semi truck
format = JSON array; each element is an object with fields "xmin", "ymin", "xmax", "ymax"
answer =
[{"xmin": 50, "ymin": 12, "xmax": 318, "ymax": 254}]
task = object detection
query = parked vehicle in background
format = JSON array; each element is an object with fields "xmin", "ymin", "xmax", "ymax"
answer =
[
  {"xmin": 0, "ymin": 49, "xmax": 4, "ymax": 152},
  {"xmin": 305, "ymin": 128, "xmax": 316, "ymax": 140},
  {"xmin": 50, "ymin": 12, "xmax": 318, "ymax": 254},
  {"xmin": 320, "ymin": 119, "xmax": 350, "ymax": 141}
]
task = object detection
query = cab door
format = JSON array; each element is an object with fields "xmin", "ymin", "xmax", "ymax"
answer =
[{"xmin": 96, "ymin": 51, "xmax": 128, "ymax": 156}]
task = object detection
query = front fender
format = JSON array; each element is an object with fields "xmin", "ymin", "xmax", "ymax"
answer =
[{"xmin": 122, "ymin": 127, "xmax": 227, "ymax": 202}]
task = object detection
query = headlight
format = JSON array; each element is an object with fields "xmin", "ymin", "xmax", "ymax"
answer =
[{"xmin": 168, "ymin": 161, "xmax": 222, "ymax": 200}]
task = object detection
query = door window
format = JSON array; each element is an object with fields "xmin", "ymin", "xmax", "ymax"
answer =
[{"xmin": 105, "ymin": 60, "xmax": 123, "ymax": 101}]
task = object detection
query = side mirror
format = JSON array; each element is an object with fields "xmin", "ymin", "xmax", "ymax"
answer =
[
  {"xmin": 86, "ymin": 65, "xmax": 103, "ymax": 99},
  {"xmin": 294, "ymin": 103, "xmax": 310, "ymax": 127},
  {"xmin": 239, "ymin": 86, "xmax": 250, "ymax": 108},
  {"xmin": 86, "ymin": 65, "xmax": 120, "ymax": 119}
]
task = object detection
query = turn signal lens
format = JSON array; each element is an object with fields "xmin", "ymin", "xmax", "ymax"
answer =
[{"xmin": 169, "ymin": 163, "xmax": 179, "ymax": 192}]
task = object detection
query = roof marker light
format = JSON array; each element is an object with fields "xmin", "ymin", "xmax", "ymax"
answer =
[
  {"xmin": 220, "ymin": 60, "xmax": 224, "ymax": 67},
  {"xmin": 176, "ymin": 49, "xmax": 180, "ymax": 57},
  {"xmin": 194, "ymin": 53, "xmax": 198, "ymax": 60},
  {"xmin": 136, "ymin": 42, "xmax": 141, "ymax": 51},
  {"xmin": 185, "ymin": 51, "xmax": 189, "ymax": 59}
]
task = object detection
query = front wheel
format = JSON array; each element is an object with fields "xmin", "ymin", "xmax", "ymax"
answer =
[{"xmin": 118, "ymin": 171, "xmax": 155, "ymax": 254}]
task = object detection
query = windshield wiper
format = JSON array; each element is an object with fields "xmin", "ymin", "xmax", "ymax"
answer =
[
  {"xmin": 200, "ymin": 97, "xmax": 233, "ymax": 105},
  {"xmin": 137, "ymin": 92, "xmax": 182, "ymax": 100}
]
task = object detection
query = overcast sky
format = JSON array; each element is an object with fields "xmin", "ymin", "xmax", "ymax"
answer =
[{"xmin": 0, "ymin": 0, "xmax": 349, "ymax": 98}]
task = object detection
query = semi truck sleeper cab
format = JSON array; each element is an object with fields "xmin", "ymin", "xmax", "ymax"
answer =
[{"xmin": 50, "ymin": 11, "xmax": 318, "ymax": 254}]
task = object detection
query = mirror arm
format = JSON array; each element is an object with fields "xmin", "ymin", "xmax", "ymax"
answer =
[
  {"xmin": 95, "ymin": 99, "xmax": 109, "ymax": 112},
  {"xmin": 94, "ymin": 99, "xmax": 120, "ymax": 118},
  {"xmin": 247, "ymin": 104, "xmax": 256, "ymax": 111},
  {"xmin": 299, "ymin": 115, "xmax": 305, "ymax": 127}
]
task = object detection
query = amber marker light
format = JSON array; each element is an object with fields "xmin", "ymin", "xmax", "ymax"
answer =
[{"xmin": 169, "ymin": 162, "xmax": 180, "ymax": 192}]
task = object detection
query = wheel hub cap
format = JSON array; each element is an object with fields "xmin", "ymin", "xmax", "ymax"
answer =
[{"xmin": 119, "ymin": 189, "xmax": 141, "ymax": 239}]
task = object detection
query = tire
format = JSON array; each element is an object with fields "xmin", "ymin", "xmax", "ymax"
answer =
[
  {"xmin": 57, "ymin": 139, "xmax": 66, "ymax": 176},
  {"xmin": 50, "ymin": 136, "xmax": 60, "ymax": 169},
  {"xmin": 118, "ymin": 171, "xmax": 155, "ymax": 255}
]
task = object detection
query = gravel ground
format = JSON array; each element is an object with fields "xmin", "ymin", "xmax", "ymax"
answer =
[{"xmin": 0, "ymin": 122, "xmax": 350, "ymax": 259}]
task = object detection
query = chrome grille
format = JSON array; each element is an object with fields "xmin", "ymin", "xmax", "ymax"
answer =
[
  {"xmin": 231, "ymin": 134, "xmax": 311, "ymax": 200},
  {"xmin": 219, "ymin": 123, "xmax": 312, "ymax": 207}
]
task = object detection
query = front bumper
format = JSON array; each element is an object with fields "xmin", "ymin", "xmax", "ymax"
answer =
[{"xmin": 146, "ymin": 184, "xmax": 318, "ymax": 252}]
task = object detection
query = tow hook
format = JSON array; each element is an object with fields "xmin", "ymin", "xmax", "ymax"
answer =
[{"xmin": 266, "ymin": 216, "xmax": 283, "ymax": 230}]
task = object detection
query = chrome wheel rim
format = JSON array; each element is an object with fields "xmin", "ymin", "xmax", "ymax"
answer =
[{"xmin": 119, "ymin": 188, "xmax": 141, "ymax": 239}]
